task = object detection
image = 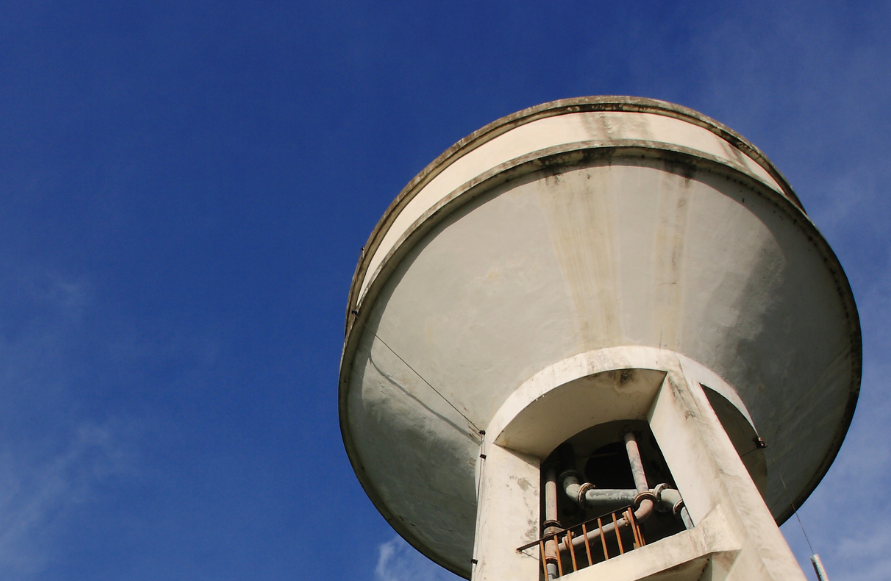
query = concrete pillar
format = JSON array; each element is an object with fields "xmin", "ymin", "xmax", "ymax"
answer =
[
  {"xmin": 471, "ymin": 352, "xmax": 809, "ymax": 581},
  {"xmin": 471, "ymin": 444, "xmax": 540, "ymax": 581},
  {"xmin": 647, "ymin": 368, "xmax": 807, "ymax": 581}
]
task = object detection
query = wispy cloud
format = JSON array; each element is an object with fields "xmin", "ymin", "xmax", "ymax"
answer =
[
  {"xmin": 375, "ymin": 537, "xmax": 461, "ymax": 581},
  {"xmin": 0, "ymin": 265, "xmax": 136, "ymax": 578},
  {"xmin": 0, "ymin": 421, "xmax": 132, "ymax": 578},
  {"xmin": 832, "ymin": 521, "xmax": 891, "ymax": 581}
]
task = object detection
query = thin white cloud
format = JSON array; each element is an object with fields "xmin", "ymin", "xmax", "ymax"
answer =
[
  {"xmin": 375, "ymin": 537, "xmax": 461, "ymax": 581},
  {"xmin": 0, "ymin": 265, "xmax": 136, "ymax": 578},
  {"xmin": 0, "ymin": 421, "xmax": 132, "ymax": 578}
]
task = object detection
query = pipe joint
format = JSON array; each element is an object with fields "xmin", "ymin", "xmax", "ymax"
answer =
[
  {"xmin": 558, "ymin": 469, "xmax": 580, "ymax": 485},
  {"xmin": 633, "ymin": 491, "xmax": 657, "ymax": 510},
  {"xmin": 576, "ymin": 482, "xmax": 595, "ymax": 507},
  {"xmin": 672, "ymin": 500, "xmax": 685, "ymax": 516},
  {"xmin": 542, "ymin": 520, "xmax": 563, "ymax": 537}
]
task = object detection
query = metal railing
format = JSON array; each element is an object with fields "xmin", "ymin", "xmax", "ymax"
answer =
[{"xmin": 517, "ymin": 504, "xmax": 646, "ymax": 579}]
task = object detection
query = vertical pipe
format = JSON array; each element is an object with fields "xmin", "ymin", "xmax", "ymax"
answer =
[
  {"xmin": 679, "ymin": 506, "xmax": 694, "ymax": 530},
  {"xmin": 623, "ymin": 431, "xmax": 649, "ymax": 493},
  {"xmin": 553, "ymin": 538, "xmax": 564, "ymax": 577},
  {"xmin": 543, "ymin": 466, "xmax": 560, "ymax": 579},
  {"xmin": 545, "ymin": 466, "xmax": 559, "ymax": 523},
  {"xmin": 539, "ymin": 542, "xmax": 550, "ymax": 580},
  {"xmin": 811, "ymin": 555, "xmax": 830, "ymax": 581},
  {"xmin": 542, "ymin": 541, "xmax": 558, "ymax": 580}
]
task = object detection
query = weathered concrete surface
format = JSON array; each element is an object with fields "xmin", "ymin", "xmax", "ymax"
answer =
[
  {"xmin": 339, "ymin": 97, "xmax": 860, "ymax": 577},
  {"xmin": 648, "ymin": 365, "xmax": 807, "ymax": 581},
  {"xmin": 470, "ymin": 443, "xmax": 539, "ymax": 581},
  {"xmin": 472, "ymin": 348, "xmax": 787, "ymax": 580}
]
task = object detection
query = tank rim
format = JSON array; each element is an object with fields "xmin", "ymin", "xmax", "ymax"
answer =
[{"xmin": 345, "ymin": 96, "xmax": 803, "ymax": 334}]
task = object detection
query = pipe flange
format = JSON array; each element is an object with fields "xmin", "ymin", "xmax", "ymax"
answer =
[
  {"xmin": 633, "ymin": 491, "xmax": 657, "ymax": 509},
  {"xmin": 542, "ymin": 520, "xmax": 563, "ymax": 537},
  {"xmin": 672, "ymin": 499, "xmax": 686, "ymax": 516},
  {"xmin": 652, "ymin": 483, "xmax": 670, "ymax": 512},
  {"xmin": 576, "ymin": 482, "xmax": 595, "ymax": 507}
]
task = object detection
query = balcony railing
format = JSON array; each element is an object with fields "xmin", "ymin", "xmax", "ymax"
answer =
[{"xmin": 517, "ymin": 504, "xmax": 646, "ymax": 579}]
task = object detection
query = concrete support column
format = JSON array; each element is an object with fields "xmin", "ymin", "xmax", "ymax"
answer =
[
  {"xmin": 648, "ymin": 368, "xmax": 807, "ymax": 581},
  {"xmin": 471, "ymin": 443, "xmax": 540, "ymax": 581}
]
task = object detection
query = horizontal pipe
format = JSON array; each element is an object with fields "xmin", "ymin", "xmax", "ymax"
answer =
[
  {"xmin": 564, "ymin": 498, "xmax": 655, "ymax": 552},
  {"xmin": 562, "ymin": 471, "xmax": 687, "ymax": 514},
  {"xmin": 561, "ymin": 468, "xmax": 688, "ymax": 519},
  {"xmin": 551, "ymin": 434, "xmax": 688, "ymax": 554},
  {"xmin": 584, "ymin": 489, "xmax": 638, "ymax": 505},
  {"xmin": 519, "ymin": 482, "xmax": 689, "ymax": 554},
  {"xmin": 562, "ymin": 471, "xmax": 639, "ymax": 507},
  {"xmin": 551, "ymin": 485, "xmax": 694, "ymax": 553}
]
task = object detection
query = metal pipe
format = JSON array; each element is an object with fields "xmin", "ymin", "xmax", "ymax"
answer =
[
  {"xmin": 623, "ymin": 431, "xmax": 649, "ymax": 493},
  {"xmin": 654, "ymin": 485, "xmax": 693, "ymax": 529},
  {"xmin": 583, "ymin": 488, "xmax": 637, "ymax": 506},
  {"xmin": 811, "ymin": 554, "xmax": 830, "ymax": 581},
  {"xmin": 538, "ymin": 542, "xmax": 549, "ymax": 580},
  {"xmin": 679, "ymin": 506, "xmax": 693, "ymax": 530},
  {"xmin": 558, "ymin": 485, "xmax": 692, "ymax": 553},
  {"xmin": 552, "ymin": 433, "xmax": 692, "ymax": 554},
  {"xmin": 655, "ymin": 486, "xmax": 681, "ymax": 507},
  {"xmin": 564, "ymin": 496, "xmax": 655, "ymax": 552},
  {"xmin": 543, "ymin": 466, "xmax": 560, "ymax": 579},
  {"xmin": 561, "ymin": 469, "xmax": 639, "ymax": 509},
  {"xmin": 561, "ymin": 471, "xmax": 581, "ymax": 503},
  {"xmin": 545, "ymin": 466, "xmax": 559, "ymax": 524}
]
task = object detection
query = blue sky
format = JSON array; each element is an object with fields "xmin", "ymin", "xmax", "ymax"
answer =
[{"xmin": 0, "ymin": 2, "xmax": 888, "ymax": 580}]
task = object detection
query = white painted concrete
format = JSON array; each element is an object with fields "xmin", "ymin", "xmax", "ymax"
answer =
[
  {"xmin": 470, "ymin": 444, "xmax": 540, "ymax": 581},
  {"xmin": 647, "ymin": 367, "xmax": 807, "ymax": 580},
  {"xmin": 358, "ymin": 110, "xmax": 786, "ymax": 302},
  {"xmin": 339, "ymin": 98, "xmax": 860, "ymax": 576},
  {"xmin": 471, "ymin": 353, "xmax": 804, "ymax": 580}
]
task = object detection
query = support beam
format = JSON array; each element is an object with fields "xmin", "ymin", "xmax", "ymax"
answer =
[{"xmin": 648, "ymin": 368, "xmax": 807, "ymax": 581}]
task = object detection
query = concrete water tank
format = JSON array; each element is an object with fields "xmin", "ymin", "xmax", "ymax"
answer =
[{"xmin": 339, "ymin": 96, "xmax": 860, "ymax": 580}]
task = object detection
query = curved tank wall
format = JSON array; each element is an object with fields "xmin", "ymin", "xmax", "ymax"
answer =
[{"xmin": 339, "ymin": 97, "xmax": 860, "ymax": 578}]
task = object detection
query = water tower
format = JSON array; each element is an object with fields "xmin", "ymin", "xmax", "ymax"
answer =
[{"xmin": 339, "ymin": 97, "xmax": 860, "ymax": 581}]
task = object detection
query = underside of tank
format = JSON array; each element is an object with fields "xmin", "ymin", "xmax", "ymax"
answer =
[{"xmin": 339, "ymin": 98, "xmax": 860, "ymax": 577}]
